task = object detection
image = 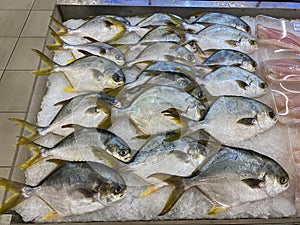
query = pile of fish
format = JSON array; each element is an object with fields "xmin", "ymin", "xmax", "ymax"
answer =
[{"xmin": 0, "ymin": 12, "xmax": 295, "ymax": 222}]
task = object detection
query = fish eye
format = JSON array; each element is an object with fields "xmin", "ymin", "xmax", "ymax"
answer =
[
  {"xmin": 188, "ymin": 54, "xmax": 194, "ymax": 61},
  {"xmin": 259, "ymin": 82, "xmax": 267, "ymax": 89},
  {"xmin": 118, "ymin": 148, "xmax": 129, "ymax": 157},
  {"xmin": 113, "ymin": 72, "xmax": 123, "ymax": 83},
  {"xmin": 249, "ymin": 40, "xmax": 256, "ymax": 45},
  {"xmin": 279, "ymin": 176, "xmax": 289, "ymax": 185},
  {"xmin": 114, "ymin": 184, "xmax": 122, "ymax": 194},
  {"xmin": 115, "ymin": 54, "xmax": 123, "ymax": 60},
  {"xmin": 269, "ymin": 111, "xmax": 276, "ymax": 119}
]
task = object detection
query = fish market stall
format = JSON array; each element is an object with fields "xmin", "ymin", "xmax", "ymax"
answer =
[{"xmin": 2, "ymin": 0, "xmax": 300, "ymax": 224}]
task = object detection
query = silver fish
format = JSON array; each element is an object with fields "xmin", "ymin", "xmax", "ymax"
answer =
[
  {"xmin": 47, "ymin": 28, "xmax": 125, "ymax": 66},
  {"xmin": 189, "ymin": 12, "xmax": 251, "ymax": 33},
  {"xmin": 186, "ymin": 24, "xmax": 258, "ymax": 54},
  {"xmin": 195, "ymin": 66, "xmax": 267, "ymax": 98},
  {"xmin": 202, "ymin": 49, "xmax": 257, "ymax": 72},
  {"xmin": 51, "ymin": 16, "xmax": 125, "ymax": 42},
  {"xmin": 10, "ymin": 93, "xmax": 116, "ymax": 145},
  {"xmin": 149, "ymin": 145, "xmax": 289, "ymax": 216},
  {"xmin": 32, "ymin": 50, "xmax": 125, "ymax": 92},
  {"xmin": 17, "ymin": 128, "xmax": 132, "ymax": 169},
  {"xmin": 180, "ymin": 96, "xmax": 277, "ymax": 144},
  {"xmin": 139, "ymin": 26, "xmax": 182, "ymax": 44},
  {"xmin": 112, "ymin": 85, "xmax": 207, "ymax": 138},
  {"xmin": 126, "ymin": 42, "xmax": 195, "ymax": 67},
  {"xmin": 0, "ymin": 162, "xmax": 126, "ymax": 220}
]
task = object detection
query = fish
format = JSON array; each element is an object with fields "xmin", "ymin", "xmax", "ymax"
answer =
[
  {"xmin": 125, "ymin": 42, "xmax": 195, "ymax": 67},
  {"xmin": 195, "ymin": 66, "xmax": 267, "ymax": 98},
  {"xmin": 47, "ymin": 28, "xmax": 126, "ymax": 66},
  {"xmin": 170, "ymin": 96, "xmax": 277, "ymax": 145},
  {"xmin": 32, "ymin": 49, "xmax": 125, "ymax": 92},
  {"xmin": 51, "ymin": 16, "xmax": 125, "ymax": 42},
  {"xmin": 263, "ymin": 58, "xmax": 300, "ymax": 78},
  {"xmin": 136, "ymin": 13, "xmax": 184, "ymax": 28},
  {"xmin": 111, "ymin": 85, "xmax": 207, "ymax": 139},
  {"xmin": 201, "ymin": 49, "xmax": 257, "ymax": 72},
  {"xmin": 256, "ymin": 24, "xmax": 300, "ymax": 51},
  {"xmin": 0, "ymin": 161, "xmax": 126, "ymax": 220},
  {"xmin": 16, "ymin": 128, "xmax": 132, "ymax": 169},
  {"xmin": 185, "ymin": 24, "xmax": 258, "ymax": 54},
  {"xmin": 148, "ymin": 145, "xmax": 289, "ymax": 216},
  {"xmin": 10, "ymin": 93, "xmax": 116, "ymax": 145},
  {"xmin": 189, "ymin": 12, "xmax": 251, "ymax": 33}
]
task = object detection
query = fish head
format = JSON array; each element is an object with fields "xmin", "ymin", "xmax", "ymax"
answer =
[
  {"xmin": 240, "ymin": 36, "xmax": 258, "ymax": 54},
  {"xmin": 263, "ymin": 163, "xmax": 289, "ymax": 197},
  {"xmin": 241, "ymin": 58, "xmax": 257, "ymax": 72},
  {"xmin": 256, "ymin": 105, "xmax": 277, "ymax": 132},
  {"xmin": 183, "ymin": 97, "xmax": 207, "ymax": 121},
  {"xmin": 104, "ymin": 136, "xmax": 132, "ymax": 162},
  {"xmin": 92, "ymin": 176, "xmax": 126, "ymax": 205},
  {"xmin": 104, "ymin": 69, "xmax": 126, "ymax": 89},
  {"xmin": 238, "ymin": 74, "xmax": 268, "ymax": 98}
]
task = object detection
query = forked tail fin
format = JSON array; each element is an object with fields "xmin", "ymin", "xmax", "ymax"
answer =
[
  {"xmin": 16, "ymin": 137, "xmax": 46, "ymax": 170},
  {"xmin": 47, "ymin": 27, "xmax": 65, "ymax": 50},
  {"xmin": 9, "ymin": 118, "xmax": 43, "ymax": 145},
  {"xmin": 31, "ymin": 49, "xmax": 59, "ymax": 76},
  {"xmin": 0, "ymin": 177, "xmax": 30, "ymax": 215},
  {"xmin": 142, "ymin": 173, "xmax": 186, "ymax": 216},
  {"xmin": 50, "ymin": 16, "xmax": 67, "ymax": 35}
]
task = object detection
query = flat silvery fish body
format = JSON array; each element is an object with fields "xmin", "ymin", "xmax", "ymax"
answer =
[
  {"xmin": 55, "ymin": 56, "xmax": 125, "ymax": 92},
  {"xmin": 202, "ymin": 49, "xmax": 257, "ymax": 72},
  {"xmin": 65, "ymin": 42, "xmax": 125, "ymax": 66},
  {"xmin": 143, "ymin": 61, "xmax": 195, "ymax": 74},
  {"xmin": 0, "ymin": 162, "xmax": 126, "ymax": 220},
  {"xmin": 110, "ymin": 31, "xmax": 143, "ymax": 45},
  {"xmin": 18, "ymin": 128, "xmax": 132, "ymax": 170},
  {"xmin": 189, "ymin": 146, "xmax": 289, "ymax": 209},
  {"xmin": 186, "ymin": 96, "xmax": 277, "ymax": 145},
  {"xmin": 139, "ymin": 26, "xmax": 182, "ymax": 44},
  {"xmin": 137, "ymin": 13, "xmax": 184, "ymax": 28},
  {"xmin": 127, "ymin": 135, "xmax": 209, "ymax": 181},
  {"xmin": 189, "ymin": 24, "xmax": 258, "ymax": 54},
  {"xmin": 126, "ymin": 42, "xmax": 195, "ymax": 67},
  {"xmin": 196, "ymin": 66, "xmax": 267, "ymax": 98},
  {"xmin": 191, "ymin": 12, "xmax": 251, "ymax": 33},
  {"xmin": 112, "ymin": 86, "xmax": 206, "ymax": 137},
  {"xmin": 67, "ymin": 16, "xmax": 125, "ymax": 42},
  {"xmin": 148, "ymin": 145, "xmax": 289, "ymax": 216},
  {"xmin": 10, "ymin": 93, "xmax": 117, "ymax": 148}
]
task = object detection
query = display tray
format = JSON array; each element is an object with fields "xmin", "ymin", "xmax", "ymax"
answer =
[{"xmin": 7, "ymin": 1, "xmax": 300, "ymax": 224}]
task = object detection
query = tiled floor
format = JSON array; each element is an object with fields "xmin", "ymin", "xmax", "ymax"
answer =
[{"xmin": 0, "ymin": 0, "xmax": 56, "ymax": 209}]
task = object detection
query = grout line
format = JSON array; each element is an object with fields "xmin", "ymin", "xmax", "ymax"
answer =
[{"xmin": 0, "ymin": 1, "xmax": 37, "ymax": 83}]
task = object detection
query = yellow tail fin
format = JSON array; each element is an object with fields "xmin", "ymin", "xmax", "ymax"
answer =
[
  {"xmin": 46, "ymin": 27, "xmax": 64, "ymax": 50},
  {"xmin": 17, "ymin": 137, "xmax": 45, "ymax": 170},
  {"xmin": 31, "ymin": 49, "xmax": 58, "ymax": 76},
  {"xmin": 50, "ymin": 16, "xmax": 67, "ymax": 35},
  {"xmin": 9, "ymin": 118, "xmax": 41, "ymax": 144},
  {"xmin": 0, "ymin": 177, "xmax": 29, "ymax": 215}
]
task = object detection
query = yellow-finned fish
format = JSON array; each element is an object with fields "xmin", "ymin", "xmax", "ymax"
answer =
[
  {"xmin": 51, "ymin": 16, "xmax": 125, "ymax": 42},
  {"xmin": 10, "ymin": 93, "xmax": 116, "ymax": 146},
  {"xmin": 47, "ymin": 27, "xmax": 125, "ymax": 66},
  {"xmin": 16, "ymin": 128, "xmax": 132, "ymax": 170},
  {"xmin": 148, "ymin": 145, "xmax": 289, "ymax": 216},
  {"xmin": 185, "ymin": 24, "xmax": 258, "ymax": 54},
  {"xmin": 32, "ymin": 49, "xmax": 125, "ymax": 92},
  {"xmin": 0, "ymin": 162, "xmax": 126, "ymax": 221}
]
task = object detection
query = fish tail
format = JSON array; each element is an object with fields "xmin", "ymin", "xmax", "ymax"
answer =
[
  {"xmin": 106, "ymin": 17, "xmax": 125, "ymax": 42},
  {"xmin": 144, "ymin": 173, "xmax": 186, "ymax": 216},
  {"xmin": 31, "ymin": 49, "xmax": 58, "ymax": 76},
  {"xmin": 17, "ymin": 137, "xmax": 45, "ymax": 170},
  {"xmin": 9, "ymin": 118, "xmax": 42, "ymax": 144},
  {"xmin": 46, "ymin": 27, "xmax": 64, "ymax": 50},
  {"xmin": 50, "ymin": 16, "xmax": 67, "ymax": 35},
  {"xmin": 0, "ymin": 177, "xmax": 30, "ymax": 215}
]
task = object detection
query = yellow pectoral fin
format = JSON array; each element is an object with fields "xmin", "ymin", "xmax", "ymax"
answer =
[
  {"xmin": 41, "ymin": 208, "xmax": 61, "ymax": 221},
  {"xmin": 206, "ymin": 204, "xmax": 230, "ymax": 216},
  {"xmin": 62, "ymin": 85, "xmax": 76, "ymax": 92}
]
